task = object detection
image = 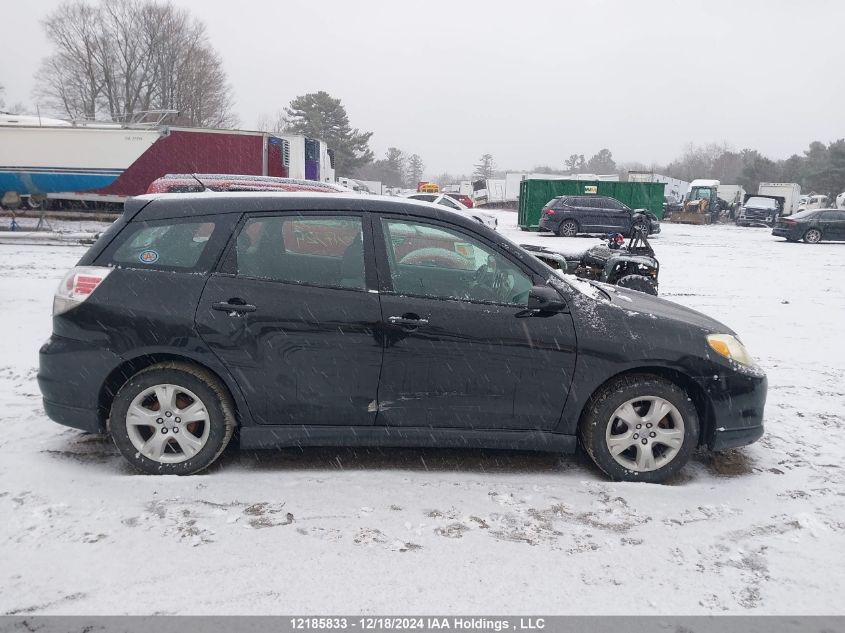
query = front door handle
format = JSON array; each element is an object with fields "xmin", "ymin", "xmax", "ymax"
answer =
[
  {"xmin": 212, "ymin": 300, "xmax": 257, "ymax": 314},
  {"xmin": 387, "ymin": 315, "xmax": 429, "ymax": 327}
]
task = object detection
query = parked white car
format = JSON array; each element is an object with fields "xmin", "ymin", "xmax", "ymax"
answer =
[
  {"xmin": 798, "ymin": 194, "xmax": 830, "ymax": 212},
  {"xmin": 403, "ymin": 192, "xmax": 498, "ymax": 229}
]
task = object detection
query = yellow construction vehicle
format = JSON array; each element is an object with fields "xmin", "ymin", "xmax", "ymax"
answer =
[{"xmin": 671, "ymin": 179, "xmax": 723, "ymax": 225}]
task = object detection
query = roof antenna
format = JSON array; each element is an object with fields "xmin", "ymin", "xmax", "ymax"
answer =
[{"xmin": 190, "ymin": 173, "xmax": 208, "ymax": 191}]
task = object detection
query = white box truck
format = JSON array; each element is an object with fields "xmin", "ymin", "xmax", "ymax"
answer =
[
  {"xmin": 757, "ymin": 183, "xmax": 801, "ymax": 215},
  {"xmin": 737, "ymin": 182, "xmax": 801, "ymax": 226}
]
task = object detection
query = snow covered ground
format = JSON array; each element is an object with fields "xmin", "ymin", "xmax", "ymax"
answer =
[{"xmin": 0, "ymin": 211, "xmax": 843, "ymax": 615}]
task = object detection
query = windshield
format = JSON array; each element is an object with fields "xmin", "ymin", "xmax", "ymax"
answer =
[{"xmin": 745, "ymin": 197, "xmax": 779, "ymax": 209}]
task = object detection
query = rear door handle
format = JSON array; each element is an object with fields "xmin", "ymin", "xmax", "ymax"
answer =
[
  {"xmin": 212, "ymin": 300, "xmax": 257, "ymax": 313},
  {"xmin": 388, "ymin": 315, "xmax": 429, "ymax": 327}
]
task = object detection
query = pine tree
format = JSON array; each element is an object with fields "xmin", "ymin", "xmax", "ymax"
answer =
[
  {"xmin": 284, "ymin": 91, "xmax": 374, "ymax": 174},
  {"xmin": 406, "ymin": 154, "xmax": 425, "ymax": 187}
]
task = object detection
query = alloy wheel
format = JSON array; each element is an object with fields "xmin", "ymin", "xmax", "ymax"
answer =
[
  {"xmin": 605, "ymin": 396, "xmax": 685, "ymax": 472},
  {"xmin": 559, "ymin": 221, "xmax": 578, "ymax": 237},
  {"xmin": 125, "ymin": 383, "xmax": 210, "ymax": 463},
  {"xmin": 804, "ymin": 229, "xmax": 822, "ymax": 244}
]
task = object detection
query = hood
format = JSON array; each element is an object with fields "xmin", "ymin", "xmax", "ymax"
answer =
[{"xmin": 601, "ymin": 284, "xmax": 732, "ymax": 333}]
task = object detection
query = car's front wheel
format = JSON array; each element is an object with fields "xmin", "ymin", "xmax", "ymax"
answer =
[
  {"xmin": 109, "ymin": 362, "xmax": 236, "ymax": 475},
  {"xmin": 557, "ymin": 219, "xmax": 579, "ymax": 237},
  {"xmin": 803, "ymin": 228, "xmax": 822, "ymax": 244},
  {"xmin": 616, "ymin": 274, "xmax": 657, "ymax": 295},
  {"xmin": 580, "ymin": 374, "xmax": 699, "ymax": 483}
]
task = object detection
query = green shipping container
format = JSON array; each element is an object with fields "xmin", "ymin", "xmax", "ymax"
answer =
[{"xmin": 518, "ymin": 180, "xmax": 666, "ymax": 230}]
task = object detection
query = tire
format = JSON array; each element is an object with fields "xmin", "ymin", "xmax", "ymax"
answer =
[
  {"xmin": 803, "ymin": 228, "xmax": 822, "ymax": 244},
  {"xmin": 579, "ymin": 374, "xmax": 699, "ymax": 483},
  {"xmin": 557, "ymin": 219, "xmax": 579, "ymax": 237},
  {"xmin": 108, "ymin": 362, "xmax": 236, "ymax": 475},
  {"xmin": 631, "ymin": 221, "xmax": 649, "ymax": 237},
  {"xmin": 616, "ymin": 274, "xmax": 658, "ymax": 295}
]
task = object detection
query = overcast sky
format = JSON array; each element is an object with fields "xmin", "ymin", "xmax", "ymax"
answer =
[{"xmin": 2, "ymin": 0, "xmax": 843, "ymax": 176}]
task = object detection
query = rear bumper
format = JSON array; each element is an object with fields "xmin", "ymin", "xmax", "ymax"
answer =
[
  {"xmin": 538, "ymin": 216, "xmax": 560, "ymax": 233},
  {"xmin": 42, "ymin": 398, "xmax": 103, "ymax": 434},
  {"xmin": 38, "ymin": 334, "xmax": 122, "ymax": 433},
  {"xmin": 772, "ymin": 226, "xmax": 802, "ymax": 240}
]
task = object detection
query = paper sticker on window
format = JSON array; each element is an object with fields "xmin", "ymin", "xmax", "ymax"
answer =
[
  {"xmin": 139, "ymin": 250, "xmax": 159, "ymax": 264},
  {"xmin": 584, "ymin": 185, "xmax": 598, "ymax": 194},
  {"xmin": 454, "ymin": 242, "xmax": 473, "ymax": 258}
]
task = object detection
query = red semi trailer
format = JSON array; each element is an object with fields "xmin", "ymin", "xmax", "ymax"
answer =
[{"xmin": 41, "ymin": 127, "xmax": 335, "ymax": 210}]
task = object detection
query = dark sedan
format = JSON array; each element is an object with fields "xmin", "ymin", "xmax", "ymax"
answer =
[
  {"xmin": 772, "ymin": 209, "xmax": 845, "ymax": 243},
  {"xmin": 539, "ymin": 195, "xmax": 660, "ymax": 237}
]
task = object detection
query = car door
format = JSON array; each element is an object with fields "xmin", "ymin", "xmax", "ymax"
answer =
[
  {"xmin": 195, "ymin": 211, "xmax": 383, "ymax": 426},
  {"xmin": 604, "ymin": 199, "xmax": 633, "ymax": 232},
  {"xmin": 373, "ymin": 216, "xmax": 577, "ymax": 431},
  {"xmin": 566, "ymin": 197, "xmax": 589, "ymax": 230},
  {"xmin": 825, "ymin": 210, "xmax": 845, "ymax": 239}
]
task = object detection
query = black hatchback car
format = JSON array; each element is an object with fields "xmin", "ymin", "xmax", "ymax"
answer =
[
  {"xmin": 772, "ymin": 208, "xmax": 845, "ymax": 243},
  {"xmin": 539, "ymin": 195, "xmax": 661, "ymax": 237},
  {"xmin": 38, "ymin": 193, "xmax": 765, "ymax": 483}
]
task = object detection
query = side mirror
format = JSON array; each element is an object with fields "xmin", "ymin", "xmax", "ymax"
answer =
[{"xmin": 528, "ymin": 285, "xmax": 567, "ymax": 312}]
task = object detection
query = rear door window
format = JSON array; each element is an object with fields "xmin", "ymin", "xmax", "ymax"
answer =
[
  {"xmin": 107, "ymin": 218, "xmax": 222, "ymax": 271},
  {"xmin": 235, "ymin": 215, "xmax": 366, "ymax": 290}
]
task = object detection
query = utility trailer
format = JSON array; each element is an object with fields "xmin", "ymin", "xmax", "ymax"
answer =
[
  {"xmin": 0, "ymin": 114, "xmax": 335, "ymax": 211},
  {"xmin": 45, "ymin": 128, "xmax": 336, "ymax": 210}
]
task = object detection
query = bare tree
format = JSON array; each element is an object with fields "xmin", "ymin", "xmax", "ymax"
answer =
[
  {"xmin": 35, "ymin": 0, "xmax": 104, "ymax": 119},
  {"xmin": 255, "ymin": 110, "xmax": 286, "ymax": 134},
  {"xmin": 473, "ymin": 154, "xmax": 496, "ymax": 179},
  {"xmin": 34, "ymin": 0, "xmax": 237, "ymax": 127}
]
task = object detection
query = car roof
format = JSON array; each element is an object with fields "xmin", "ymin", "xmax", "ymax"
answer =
[
  {"xmin": 147, "ymin": 174, "xmax": 348, "ymax": 193},
  {"xmin": 127, "ymin": 191, "xmax": 487, "ymax": 232}
]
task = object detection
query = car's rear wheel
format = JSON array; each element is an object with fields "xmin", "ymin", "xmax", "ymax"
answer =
[
  {"xmin": 557, "ymin": 219, "xmax": 579, "ymax": 237},
  {"xmin": 109, "ymin": 362, "xmax": 235, "ymax": 475},
  {"xmin": 616, "ymin": 274, "xmax": 657, "ymax": 295},
  {"xmin": 580, "ymin": 374, "xmax": 699, "ymax": 483},
  {"xmin": 803, "ymin": 228, "xmax": 822, "ymax": 244}
]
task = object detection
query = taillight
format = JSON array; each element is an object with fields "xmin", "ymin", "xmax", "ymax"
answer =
[
  {"xmin": 782, "ymin": 219, "xmax": 796, "ymax": 226},
  {"xmin": 543, "ymin": 208, "xmax": 555, "ymax": 216},
  {"xmin": 53, "ymin": 266, "xmax": 113, "ymax": 316}
]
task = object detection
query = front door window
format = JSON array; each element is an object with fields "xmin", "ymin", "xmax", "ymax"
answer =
[{"xmin": 381, "ymin": 219, "xmax": 532, "ymax": 306}]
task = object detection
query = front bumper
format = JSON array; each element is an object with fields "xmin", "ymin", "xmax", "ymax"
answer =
[
  {"xmin": 739, "ymin": 211, "xmax": 777, "ymax": 226},
  {"xmin": 700, "ymin": 369, "xmax": 767, "ymax": 450},
  {"xmin": 711, "ymin": 424, "xmax": 765, "ymax": 450}
]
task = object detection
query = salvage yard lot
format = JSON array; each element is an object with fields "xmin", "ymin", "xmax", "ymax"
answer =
[{"xmin": 0, "ymin": 211, "xmax": 843, "ymax": 615}]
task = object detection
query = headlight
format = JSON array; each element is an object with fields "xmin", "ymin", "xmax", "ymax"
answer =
[{"xmin": 707, "ymin": 334, "xmax": 756, "ymax": 367}]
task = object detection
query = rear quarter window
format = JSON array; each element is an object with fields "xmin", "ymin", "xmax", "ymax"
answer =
[{"xmin": 102, "ymin": 216, "xmax": 232, "ymax": 272}]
